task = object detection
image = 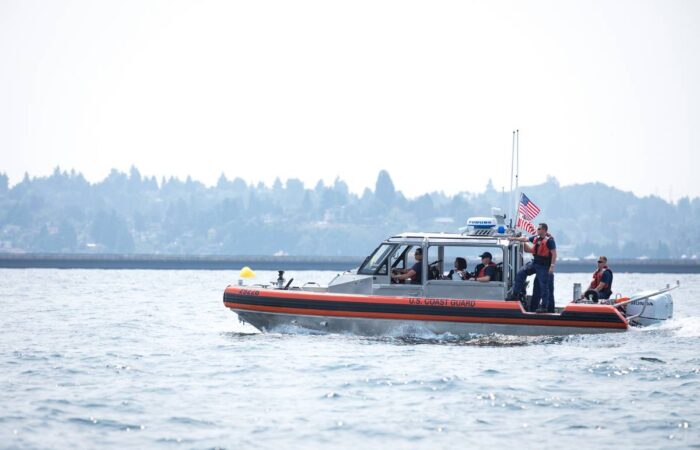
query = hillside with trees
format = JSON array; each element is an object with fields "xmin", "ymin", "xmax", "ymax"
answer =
[{"xmin": 1, "ymin": 168, "xmax": 698, "ymax": 258}]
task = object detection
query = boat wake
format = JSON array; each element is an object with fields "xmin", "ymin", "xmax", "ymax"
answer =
[
  {"xmin": 375, "ymin": 333, "xmax": 565, "ymax": 347},
  {"xmin": 659, "ymin": 316, "xmax": 700, "ymax": 338},
  {"xmin": 265, "ymin": 323, "xmax": 329, "ymax": 336},
  {"xmin": 264, "ymin": 321, "xmax": 564, "ymax": 346}
]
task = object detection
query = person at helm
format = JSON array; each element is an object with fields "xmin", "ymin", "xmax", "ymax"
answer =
[{"xmin": 391, "ymin": 247, "xmax": 423, "ymax": 284}]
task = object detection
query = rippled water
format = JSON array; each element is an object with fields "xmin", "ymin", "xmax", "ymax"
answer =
[{"xmin": 1, "ymin": 269, "xmax": 699, "ymax": 449}]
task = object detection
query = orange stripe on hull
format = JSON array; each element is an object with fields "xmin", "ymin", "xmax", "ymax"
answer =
[
  {"xmin": 224, "ymin": 302, "xmax": 628, "ymax": 330},
  {"xmin": 224, "ymin": 286, "xmax": 521, "ymax": 310},
  {"xmin": 562, "ymin": 304, "xmax": 628, "ymax": 322}
]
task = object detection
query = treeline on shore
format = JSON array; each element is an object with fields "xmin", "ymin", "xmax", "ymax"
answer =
[
  {"xmin": 1, "ymin": 253, "xmax": 698, "ymax": 273},
  {"xmin": 0, "ymin": 168, "xmax": 699, "ymax": 259}
]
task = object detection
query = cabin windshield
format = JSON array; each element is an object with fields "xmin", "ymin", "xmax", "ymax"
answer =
[
  {"xmin": 358, "ymin": 244, "xmax": 395, "ymax": 275},
  {"xmin": 358, "ymin": 243, "xmax": 417, "ymax": 275}
]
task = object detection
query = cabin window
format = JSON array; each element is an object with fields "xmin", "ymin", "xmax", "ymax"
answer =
[
  {"xmin": 389, "ymin": 244, "xmax": 413, "ymax": 271},
  {"xmin": 427, "ymin": 245, "xmax": 504, "ymax": 281},
  {"xmin": 358, "ymin": 244, "xmax": 395, "ymax": 275},
  {"xmin": 358, "ymin": 243, "xmax": 421, "ymax": 276}
]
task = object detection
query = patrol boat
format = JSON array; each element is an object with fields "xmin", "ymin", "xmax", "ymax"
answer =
[{"xmin": 223, "ymin": 211, "xmax": 677, "ymax": 337}]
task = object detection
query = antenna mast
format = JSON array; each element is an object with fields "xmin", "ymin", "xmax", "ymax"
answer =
[
  {"xmin": 509, "ymin": 131, "xmax": 515, "ymax": 227},
  {"xmin": 515, "ymin": 129, "xmax": 520, "ymax": 223}
]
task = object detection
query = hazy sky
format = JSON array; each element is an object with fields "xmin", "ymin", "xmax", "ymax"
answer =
[{"xmin": 1, "ymin": 0, "xmax": 698, "ymax": 200}]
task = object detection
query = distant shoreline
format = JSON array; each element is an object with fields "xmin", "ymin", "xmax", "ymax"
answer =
[{"xmin": 1, "ymin": 253, "xmax": 699, "ymax": 273}]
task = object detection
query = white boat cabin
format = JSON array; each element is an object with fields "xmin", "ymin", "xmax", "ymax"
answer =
[{"xmin": 326, "ymin": 216, "xmax": 524, "ymax": 301}]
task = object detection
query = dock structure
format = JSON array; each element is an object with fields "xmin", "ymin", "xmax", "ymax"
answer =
[{"xmin": 0, "ymin": 253, "xmax": 699, "ymax": 273}]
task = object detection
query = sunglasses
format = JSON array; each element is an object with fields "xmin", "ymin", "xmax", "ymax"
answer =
[{"xmin": 597, "ymin": 260, "xmax": 604, "ymax": 264}]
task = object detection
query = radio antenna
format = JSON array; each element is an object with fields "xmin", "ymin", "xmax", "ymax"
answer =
[
  {"xmin": 515, "ymin": 129, "xmax": 520, "ymax": 224},
  {"xmin": 509, "ymin": 130, "xmax": 515, "ymax": 227}
]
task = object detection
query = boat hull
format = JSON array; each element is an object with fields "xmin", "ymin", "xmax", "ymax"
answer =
[
  {"xmin": 235, "ymin": 310, "xmax": 627, "ymax": 337},
  {"xmin": 224, "ymin": 286, "xmax": 628, "ymax": 337}
]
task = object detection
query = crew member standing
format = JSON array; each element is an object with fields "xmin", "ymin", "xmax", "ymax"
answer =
[{"xmin": 508, "ymin": 223, "xmax": 557, "ymax": 313}]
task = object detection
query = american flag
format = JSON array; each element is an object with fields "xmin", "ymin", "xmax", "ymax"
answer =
[
  {"xmin": 517, "ymin": 193, "xmax": 540, "ymax": 221},
  {"xmin": 516, "ymin": 215, "xmax": 537, "ymax": 234}
]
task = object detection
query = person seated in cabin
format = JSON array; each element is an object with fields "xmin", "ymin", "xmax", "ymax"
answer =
[
  {"xmin": 581, "ymin": 256, "xmax": 613, "ymax": 301},
  {"xmin": 446, "ymin": 257, "xmax": 469, "ymax": 280},
  {"xmin": 473, "ymin": 252, "xmax": 497, "ymax": 282},
  {"xmin": 391, "ymin": 247, "xmax": 423, "ymax": 284}
]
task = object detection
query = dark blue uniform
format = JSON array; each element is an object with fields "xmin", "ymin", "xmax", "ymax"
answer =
[
  {"xmin": 409, "ymin": 261, "xmax": 422, "ymax": 284},
  {"xmin": 511, "ymin": 234, "xmax": 556, "ymax": 312}
]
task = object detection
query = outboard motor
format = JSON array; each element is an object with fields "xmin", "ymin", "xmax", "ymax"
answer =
[{"xmin": 626, "ymin": 292, "xmax": 674, "ymax": 326}]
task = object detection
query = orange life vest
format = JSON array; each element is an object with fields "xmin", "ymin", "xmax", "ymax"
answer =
[
  {"xmin": 533, "ymin": 234, "xmax": 552, "ymax": 258},
  {"xmin": 477, "ymin": 262, "xmax": 496, "ymax": 278},
  {"xmin": 592, "ymin": 266, "xmax": 612, "ymax": 289}
]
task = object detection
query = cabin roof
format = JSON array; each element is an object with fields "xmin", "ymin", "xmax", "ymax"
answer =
[{"xmin": 386, "ymin": 232, "xmax": 511, "ymax": 246}]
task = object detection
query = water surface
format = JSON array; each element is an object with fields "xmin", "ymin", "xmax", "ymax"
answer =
[{"xmin": 1, "ymin": 270, "xmax": 698, "ymax": 448}]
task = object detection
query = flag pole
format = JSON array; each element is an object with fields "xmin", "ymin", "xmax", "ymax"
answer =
[
  {"xmin": 509, "ymin": 130, "xmax": 515, "ymax": 228},
  {"xmin": 515, "ymin": 129, "xmax": 520, "ymax": 227}
]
